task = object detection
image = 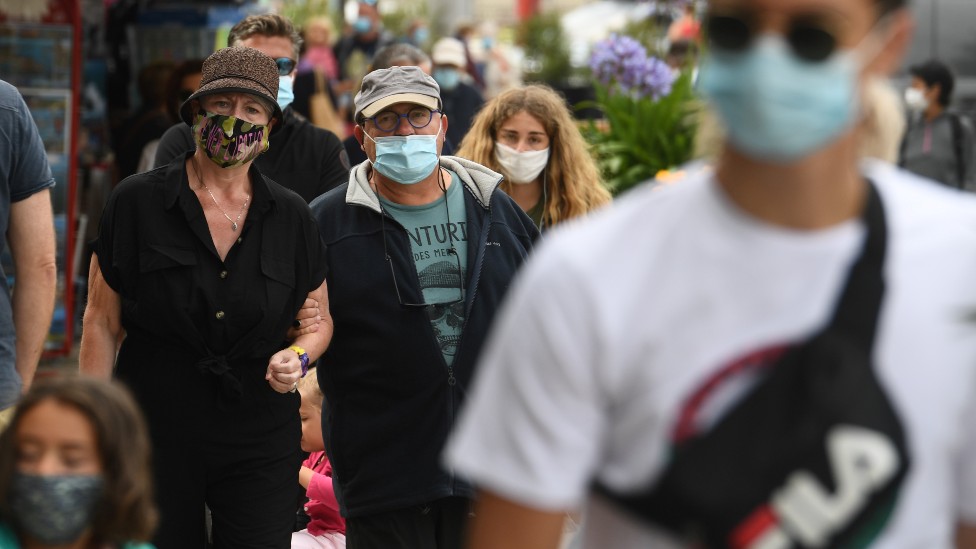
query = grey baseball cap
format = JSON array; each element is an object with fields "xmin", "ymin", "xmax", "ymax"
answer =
[{"xmin": 354, "ymin": 65, "xmax": 441, "ymax": 123}]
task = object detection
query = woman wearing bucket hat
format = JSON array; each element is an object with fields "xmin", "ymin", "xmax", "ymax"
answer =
[{"xmin": 80, "ymin": 46, "xmax": 332, "ymax": 549}]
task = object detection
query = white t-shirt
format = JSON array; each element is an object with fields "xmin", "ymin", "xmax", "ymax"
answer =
[{"xmin": 446, "ymin": 160, "xmax": 976, "ymax": 548}]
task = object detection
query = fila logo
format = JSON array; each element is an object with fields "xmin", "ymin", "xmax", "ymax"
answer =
[{"xmin": 733, "ymin": 426, "xmax": 899, "ymax": 549}]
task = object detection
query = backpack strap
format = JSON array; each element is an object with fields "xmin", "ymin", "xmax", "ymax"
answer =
[
  {"xmin": 897, "ymin": 122, "xmax": 909, "ymax": 168},
  {"xmin": 898, "ymin": 113, "xmax": 967, "ymax": 189},
  {"xmin": 948, "ymin": 113, "xmax": 966, "ymax": 189}
]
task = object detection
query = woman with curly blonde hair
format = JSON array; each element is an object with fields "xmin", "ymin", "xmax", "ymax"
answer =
[{"xmin": 456, "ymin": 84, "xmax": 610, "ymax": 228}]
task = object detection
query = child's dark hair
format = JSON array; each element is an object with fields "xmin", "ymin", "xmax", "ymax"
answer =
[{"xmin": 0, "ymin": 376, "xmax": 158, "ymax": 543}]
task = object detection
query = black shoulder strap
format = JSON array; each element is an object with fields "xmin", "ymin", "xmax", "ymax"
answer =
[
  {"xmin": 897, "ymin": 121, "xmax": 909, "ymax": 168},
  {"xmin": 825, "ymin": 182, "xmax": 886, "ymax": 347},
  {"xmin": 949, "ymin": 113, "xmax": 966, "ymax": 188}
]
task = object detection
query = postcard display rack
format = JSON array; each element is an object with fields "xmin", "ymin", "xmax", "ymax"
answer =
[{"xmin": 0, "ymin": 0, "xmax": 81, "ymax": 357}]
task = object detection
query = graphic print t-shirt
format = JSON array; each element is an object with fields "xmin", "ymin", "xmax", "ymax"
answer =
[{"xmin": 381, "ymin": 171, "xmax": 468, "ymax": 365}]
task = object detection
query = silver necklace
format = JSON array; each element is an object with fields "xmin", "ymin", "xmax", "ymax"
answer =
[{"xmin": 192, "ymin": 158, "xmax": 249, "ymax": 231}]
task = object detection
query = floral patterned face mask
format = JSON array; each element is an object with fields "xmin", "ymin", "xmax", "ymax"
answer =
[{"xmin": 192, "ymin": 110, "xmax": 270, "ymax": 168}]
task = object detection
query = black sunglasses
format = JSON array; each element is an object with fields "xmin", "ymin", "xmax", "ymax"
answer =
[
  {"xmin": 274, "ymin": 57, "xmax": 296, "ymax": 76},
  {"xmin": 705, "ymin": 13, "xmax": 838, "ymax": 62}
]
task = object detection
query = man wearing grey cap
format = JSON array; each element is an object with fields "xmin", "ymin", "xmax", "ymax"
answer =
[{"xmin": 309, "ymin": 65, "xmax": 538, "ymax": 548}]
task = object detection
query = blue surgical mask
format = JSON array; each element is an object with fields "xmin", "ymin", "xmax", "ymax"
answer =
[
  {"xmin": 277, "ymin": 75, "xmax": 294, "ymax": 110},
  {"xmin": 10, "ymin": 472, "xmax": 105, "ymax": 545},
  {"xmin": 364, "ymin": 122, "xmax": 441, "ymax": 184},
  {"xmin": 354, "ymin": 16, "xmax": 372, "ymax": 34},
  {"xmin": 433, "ymin": 68, "xmax": 461, "ymax": 92},
  {"xmin": 413, "ymin": 27, "xmax": 430, "ymax": 45},
  {"xmin": 697, "ymin": 32, "xmax": 878, "ymax": 162}
]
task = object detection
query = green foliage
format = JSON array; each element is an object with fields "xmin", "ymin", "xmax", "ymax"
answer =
[
  {"xmin": 620, "ymin": 13, "xmax": 666, "ymax": 56},
  {"xmin": 278, "ymin": 0, "xmax": 428, "ymax": 39},
  {"xmin": 580, "ymin": 70, "xmax": 699, "ymax": 195},
  {"xmin": 517, "ymin": 11, "xmax": 574, "ymax": 85},
  {"xmin": 280, "ymin": 0, "xmax": 338, "ymax": 33},
  {"xmin": 379, "ymin": 0, "xmax": 428, "ymax": 38}
]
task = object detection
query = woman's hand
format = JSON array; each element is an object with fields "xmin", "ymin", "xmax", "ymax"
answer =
[
  {"xmin": 286, "ymin": 297, "xmax": 322, "ymax": 341},
  {"xmin": 266, "ymin": 348, "xmax": 303, "ymax": 393}
]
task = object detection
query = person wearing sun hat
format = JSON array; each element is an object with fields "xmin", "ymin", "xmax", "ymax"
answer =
[
  {"xmin": 153, "ymin": 13, "xmax": 350, "ymax": 203},
  {"xmin": 306, "ymin": 64, "xmax": 537, "ymax": 548},
  {"xmin": 81, "ymin": 45, "xmax": 332, "ymax": 549}
]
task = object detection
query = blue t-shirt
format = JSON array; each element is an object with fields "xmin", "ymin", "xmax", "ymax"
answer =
[
  {"xmin": 0, "ymin": 80, "xmax": 56, "ymax": 409},
  {"xmin": 380, "ymin": 171, "xmax": 468, "ymax": 366}
]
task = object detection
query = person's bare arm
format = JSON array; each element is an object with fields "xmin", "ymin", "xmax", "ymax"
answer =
[
  {"xmin": 958, "ymin": 522, "xmax": 976, "ymax": 549},
  {"xmin": 267, "ymin": 279, "xmax": 333, "ymax": 393},
  {"xmin": 467, "ymin": 489, "xmax": 566, "ymax": 549},
  {"xmin": 292, "ymin": 279, "xmax": 333, "ymax": 362},
  {"xmin": 8, "ymin": 189, "xmax": 56, "ymax": 391},
  {"xmin": 79, "ymin": 256, "xmax": 123, "ymax": 379}
]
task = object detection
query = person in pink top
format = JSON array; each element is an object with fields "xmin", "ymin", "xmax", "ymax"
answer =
[
  {"xmin": 294, "ymin": 368, "xmax": 346, "ymax": 549},
  {"xmin": 667, "ymin": 3, "xmax": 701, "ymax": 43}
]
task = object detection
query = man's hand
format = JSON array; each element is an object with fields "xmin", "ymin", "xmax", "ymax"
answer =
[{"xmin": 286, "ymin": 298, "xmax": 322, "ymax": 341}]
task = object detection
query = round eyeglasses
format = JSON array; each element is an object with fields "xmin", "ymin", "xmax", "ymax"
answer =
[{"xmin": 367, "ymin": 107, "xmax": 441, "ymax": 132}]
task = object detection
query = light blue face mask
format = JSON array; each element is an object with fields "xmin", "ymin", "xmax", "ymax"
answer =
[
  {"xmin": 365, "ymin": 121, "xmax": 441, "ymax": 184},
  {"xmin": 697, "ymin": 32, "xmax": 880, "ymax": 163},
  {"xmin": 354, "ymin": 16, "xmax": 372, "ymax": 34},
  {"xmin": 433, "ymin": 68, "xmax": 460, "ymax": 92},
  {"xmin": 412, "ymin": 27, "xmax": 430, "ymax": 45},
  {"xmin": 277, "ymin": 75, "xmax": 294, "ymax": 110}
]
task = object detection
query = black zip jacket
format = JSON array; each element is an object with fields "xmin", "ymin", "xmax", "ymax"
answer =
[{"xmin": 310, "ymin": 157, "xmax": 539, "ymax": 517}]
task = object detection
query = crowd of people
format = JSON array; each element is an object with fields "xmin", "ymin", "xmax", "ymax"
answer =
[{"xmin": 3, "ymin": 0, "xmax": 976, "ymax": 548}]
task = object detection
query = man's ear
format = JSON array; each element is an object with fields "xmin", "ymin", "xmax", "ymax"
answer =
[
  {"xmin": 868, "ymin": 9, "xmax": 914, "ymax": 77},
  {"xmin": 354, "ymin": 124, "xmax": 366, "ymax": 152},
  {"xmin": 439, "ymin": 114, "xmax": 449, "ymax": 140}
]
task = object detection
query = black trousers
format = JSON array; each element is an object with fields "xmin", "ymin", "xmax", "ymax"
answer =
[
  {"xmin": 118, "ymin": 350, "xmax": 303, "ymax": 549},
  {"xmin": 345, "ymin": 496, "xmax": 473, "ymax": 549},
  {"xmin": 150, "ymin": 427, "xmax": 302, "ymax": 549}
]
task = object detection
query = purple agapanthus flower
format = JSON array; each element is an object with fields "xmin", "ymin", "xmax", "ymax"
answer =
[
  {"xmin": 589, "ymin": 34, "xmax": 676, "ymax": 101},
  {"xmin": 639, "ymin": 56, "xmax": 677, "ymax": 101}
]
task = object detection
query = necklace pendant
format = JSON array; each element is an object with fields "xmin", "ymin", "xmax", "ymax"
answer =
[{"xmin": 232, "ymin": 222, "xmax": 238, "ymax": 231}]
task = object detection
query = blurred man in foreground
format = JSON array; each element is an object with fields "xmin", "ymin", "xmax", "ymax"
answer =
[{"xmin": 447, "ymin": 0, "xmax": 976, "ymax": 547}]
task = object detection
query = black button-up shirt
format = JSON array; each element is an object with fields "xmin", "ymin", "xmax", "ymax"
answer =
[{"xmin": 94, "ymin": 153, "xmax": 327, "ymax": 438}]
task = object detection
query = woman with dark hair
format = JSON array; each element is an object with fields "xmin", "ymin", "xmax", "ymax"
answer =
[
  {"xmin": 137, "ymin": 59, "xmax": 205, "ymax": 173},
  {"xmin": 0, "ymin": 376, "xmax": 157, "ymax": 548},
  {"xmin": 164, "ymin": 59, "xmax": 205, "ymax": 125}
]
